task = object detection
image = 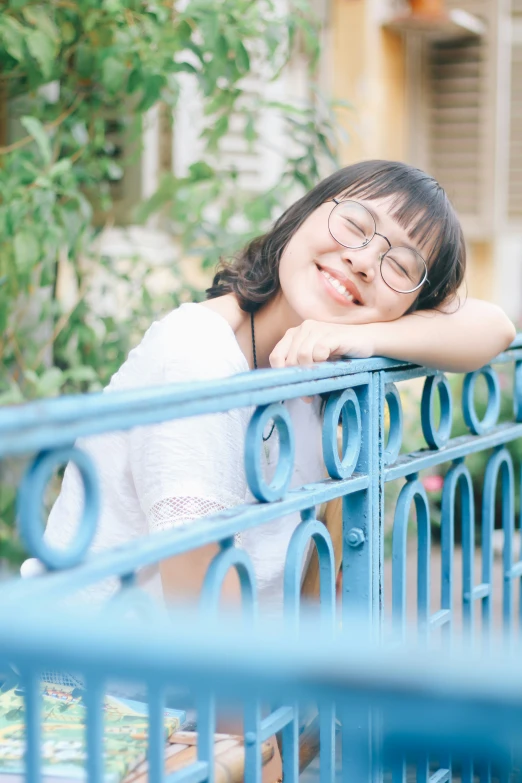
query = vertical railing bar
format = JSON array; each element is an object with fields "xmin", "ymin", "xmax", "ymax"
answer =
[
  {"xmin": 417, "ymin": 754, "xmax": 429, "ymax": 783},
  {"xmin": 374, "ymin": 370, "xmax": 386, "ymax": 638},
  {"xmin": 461, "ymin": 757, "xmax": 474, "ymax": 783},
  {"xmin": 461, "ymin": 468, "xmax": 476, "ymax": 640},
  {"xmin": 341, "ymin": 704, "xmax": 371, "ymax": 783},
  {"xmin": 281, "ymin": 703, "xmax": 299, "ymax": 783},
  {"xmin": 371, "ymin": 370, "xmax": 386, "ymax": 783},
  {"xmin": 148, "ymin": 685, "xmax": 166, "ymax": 783},
  {"xmin": 196, "ymin": 694, "xmax": 215, "ymax": 783},
  {"xmin": 23, "ymin": 671, "xmax": 41, "ymax": 783},
  {"xmin": 391, "ymin": 756, "xmax": 406, "ymax": 783},
  {"xmin": 440, "ymin": 463, "xmax": 456, "ymax": 648},
  {"xmin": 244, "ymin": 701, "xmax": 262, "ymax": 783},
  {"xmin": 319, "ymin": 701, "xmax": 335, "ymax": 783},
  {"xmin": 482, "ymin": 457, "xmax": 494, "ymax": 646},
  {"xmin": 85, "ymin": 678, "xmax": 104, "ymax": 783},
  {"xmin": 479, "ymin": 759, "xmax": 492, "ymax": 783},
  {"xmin": 501, "ymin": 457, "xmax": 515, "ymax": 638},
  {"xmin": 519, "ymin": 463, "xmax": 522, "ymax": 634},
  {"xmin": 340, "ymin": 379, "xmax": 373, "ymax": 782}
]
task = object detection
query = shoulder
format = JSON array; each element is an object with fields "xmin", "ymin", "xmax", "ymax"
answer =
[{"xmin": 108, "ymin": 303, "xmax": 248, "ymax": 390}]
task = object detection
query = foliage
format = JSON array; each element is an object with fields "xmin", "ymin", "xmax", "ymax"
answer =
[{"xmin": 0, "ymin": 0, "xmax": 344, "ymax": 564}]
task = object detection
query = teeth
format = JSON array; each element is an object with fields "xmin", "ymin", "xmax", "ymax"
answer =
[{"xmin": 320, "ymin": 269, "xmax": 354, "ymax": 302}]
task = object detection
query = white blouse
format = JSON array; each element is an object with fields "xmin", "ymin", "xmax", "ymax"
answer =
[{"xmin": 22, "ymin": 304, "xmax": 325, "ymax": 611}]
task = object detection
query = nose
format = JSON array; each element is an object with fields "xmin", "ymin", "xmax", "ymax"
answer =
[{"xmin": 339, "ymin": 243, "xmax": 378, "ymax": 283}]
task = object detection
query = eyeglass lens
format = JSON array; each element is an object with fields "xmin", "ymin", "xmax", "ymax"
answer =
[{"xmin": 329, "ymin": 200, "xmax": 426, "ymax": 294}]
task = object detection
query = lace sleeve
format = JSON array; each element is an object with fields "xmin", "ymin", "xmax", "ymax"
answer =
[
  {"xmin": 147, "ymin": 496, "xmax": 227, "ymax": 533},
  {"xmin": 129, "ymin": 410, "xmax": 249, "ymax": 534}
]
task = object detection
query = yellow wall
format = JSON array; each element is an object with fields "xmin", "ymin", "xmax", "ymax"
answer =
[
  {"xmin": 332, "ymin": 0, "xmax": 408, "ymax": 165},
  {"xmin": 466, "ymin": 240, "xmax": 494, "ymax": 301}
]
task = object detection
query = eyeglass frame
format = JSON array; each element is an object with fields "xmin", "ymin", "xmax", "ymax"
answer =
[{"xmin": 328, "ymin": 198, "xmax": 429, "ymax": 295}]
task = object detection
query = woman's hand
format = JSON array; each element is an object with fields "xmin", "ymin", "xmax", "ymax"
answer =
[{"xmin": 269, "ymin": 320, "xmax": 376, "ymax": 367}]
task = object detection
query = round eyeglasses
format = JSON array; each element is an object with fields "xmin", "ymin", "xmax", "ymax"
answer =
[{"xmin": 328, "ymin": 199, "xmax": 429, "ymax": 295}]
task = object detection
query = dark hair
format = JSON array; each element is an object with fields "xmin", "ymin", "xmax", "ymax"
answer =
[{"xmin": 206, "ymin": 160, "xmax": 466, "ymax": 313}]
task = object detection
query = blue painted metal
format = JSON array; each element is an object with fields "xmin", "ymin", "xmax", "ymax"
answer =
[
  {"xmin": 421, "ymin": 373, "xmax": 453, "ymax": 450},
  {"xmin": 244, "ymin": 402, "xmax": 295, "ymax": 502},
  {"xmin": 462, "ymin": 367, "xmax": 501, "ymax": 436},
  {"xmin": 383, "ymin": 382, "xmax": 403, "ymax": 466},
  {"xmin": 392, "ymin": 477, "xmax": 431, "ymax": 641},
  {"xmin": 18, "ymin": 446, "xmax": 100, "ymax": 569},
  {"xmin": 2, "ymin": 343, "xmax": 522, "ymax": 782},
  {"xmin": 283, "ymin": 511, "xmax": 335, "ymax": 634},
  {"xmin": 322, "ymin": 387, "xmax": 362, "ymax": 479}
]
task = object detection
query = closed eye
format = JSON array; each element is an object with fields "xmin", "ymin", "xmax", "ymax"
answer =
[{"xmin": 387, "ymin": 256, "xmax": 414, "ymax": 281}]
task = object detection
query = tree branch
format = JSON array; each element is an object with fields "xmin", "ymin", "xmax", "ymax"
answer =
[{"xmin": 0, "ymin": 93, "xmax": 84, "ymax": 156}]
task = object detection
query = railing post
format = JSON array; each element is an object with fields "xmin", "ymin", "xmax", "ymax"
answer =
[{"xmin": 340, "ymin": 371, "xmax": 384, "ymax": 782}]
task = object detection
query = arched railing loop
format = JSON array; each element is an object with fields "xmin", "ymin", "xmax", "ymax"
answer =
[
  {"xmin": 322, "ymin": 388, "xmax": 362, "ymax": 479},
  {"xmin": 462, "ymin": 366, "xmax": 501, "ymax": 436},
  {"xmin": 514, "ymin": 360, "xmax": 522, "ymax": 422},
  {"xmin": 421, "ymin": 373, "xmax": 453, "ymax": 450},
  {"xmin": 441, "ymin": 460, "xmax": 475, "ymax": 638},
  {"xmin": 481, "ymin": 447, "xmax": 515, "ymax": 636},
  {"xmin": 284, "ymin": 508, "xmax": 336, "ymax": 636},
  {"xmin": 244, "ymin": 402, "xmax": 295, "ymax": 502},
  {"xmin": 392, "ymin": 475, "xmax": 431, "ymax": 640},
  {"xmin": 384, "ymin": 383, "xmax": 403, "ymax": 466},
  {"xmin": 201, "ymin": 546, "xmax": 258, "ymax": 621},
  {"xmin": 17, "ymin": 445, "xmax": 100, "ymax": 570}
]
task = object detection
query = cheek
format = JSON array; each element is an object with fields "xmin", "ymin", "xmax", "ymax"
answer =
[{"xmin": 375, "ymin": 289, "xmax": 416, "ymax": 320}]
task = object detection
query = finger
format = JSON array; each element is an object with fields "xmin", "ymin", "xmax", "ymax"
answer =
[
  {"xmin": 286, "ymin": 329, "xmax": 316, "ymax": 366},
  {"xmin": 269, "ymin": 329, "xmax": 295, "ymax": 368},
  {"xmin": 292, "ymin": 332, "xmax": 332, "ymax": 366}
]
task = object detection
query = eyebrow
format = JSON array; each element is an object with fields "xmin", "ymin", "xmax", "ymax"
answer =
[{"xmin": 362, "ymin": 201, "xmax": 423, "ymax": 256}]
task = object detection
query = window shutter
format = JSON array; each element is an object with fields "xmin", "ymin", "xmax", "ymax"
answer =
[
  {"xmin": 173, "ymin": 68, "xmax": 294, "ymax": 193},
  {"xmin": 426, "ymin": 36, "xmax": 484, "ymax": 216},
  {"xmin": 414, "ymin": 0, "xmax": 494, "ymax": 235}
]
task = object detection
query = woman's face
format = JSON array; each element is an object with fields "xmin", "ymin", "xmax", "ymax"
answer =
[{"xmin": 277, "ymin": 195, "xmax": 430, "ymax": 326}]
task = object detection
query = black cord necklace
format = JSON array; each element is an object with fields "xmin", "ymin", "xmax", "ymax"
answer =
[{"xmin": 250, "ymin": 311, "xmax": 275, "ymax": 442}]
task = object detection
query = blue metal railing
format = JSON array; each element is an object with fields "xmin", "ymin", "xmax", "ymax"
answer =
[{"xmin": 2, "ymin": 338, "xmax": 522, "ymax": 782}]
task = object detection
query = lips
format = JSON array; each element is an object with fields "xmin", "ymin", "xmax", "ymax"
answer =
[{"xmin": 316, "ymin": 263, "xmax": 363, "ymax": 305}]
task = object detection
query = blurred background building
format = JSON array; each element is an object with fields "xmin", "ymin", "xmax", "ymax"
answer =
[{"xmin": 96, "ymin": 0, "xmax": 521, "ymax": 321}]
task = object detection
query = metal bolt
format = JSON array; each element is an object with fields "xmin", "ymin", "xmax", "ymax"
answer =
[
  {"xmin": 245, "ymin": 732, "xmax": 257, "ymax": 746},
  {"xmin": 347, "ymin": 527, "xmax": 365, "ymax": 548}
]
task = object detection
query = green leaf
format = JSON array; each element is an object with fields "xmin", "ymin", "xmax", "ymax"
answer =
[
  {"xmin": 49, "ymin": 159, "xmax": 72, "ymax": 179},
  {"xmin": 14, "ymin": 231, "xmax": 40, "ymax": 270},
  {"xmin": 27, "ymin": 28, "xmax": 56, "ymax": 79},
  {"xmin": 138, "ymin": 74, "xmax": 165, "ymax": 111},
  {"xmin": 244, "ymin": 114, "xmax": 257, "ymax": 144},
  {"xmin": 0, "ymin": 382, "xmax": 24, "ymax": 406},
  {"xmin": 20, "ymin": 116, "xmax": 52, "ymax": 165},
  {"xmin": 35, "ymin": 368, "xmax": 64, "ymax": 397},
  {"xmin": 236, "ymin": 42, "xmax": 250, "ymax": 73},
  {"xmin": 102, "ymin": 56, "xmax": 127, "ymax": 93},
  {"xmin": 0, "ymin": 17, "xmax": 25, "ymax": 62},
  {"xmin": 188, "ymin": 161, "xmax": 215, "ymax": 181},
  {"xmin": 22, "ymin": 6, "xmax": 59, "ymax": 42},
  {"xmin": 61, "ymin": 21, "xmax": 76, "ymax": 44},
  {"xmin": 64, "ymin": 366, "xmax": 99, "ymax": 384}
]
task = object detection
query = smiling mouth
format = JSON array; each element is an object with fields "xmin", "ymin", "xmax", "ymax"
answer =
[{"xmin": 317, "ymin": 266, "xmax": 362, "ymax": 305}]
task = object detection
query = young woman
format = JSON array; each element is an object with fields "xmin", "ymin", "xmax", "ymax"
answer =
[{"xmin": 22, "ymin": 160, "xmax": 516, "ymax": 612}]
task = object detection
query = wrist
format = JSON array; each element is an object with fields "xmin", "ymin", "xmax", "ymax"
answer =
[{"xmin": 355, "ymin": 322, "xmax": 382, "ymax": 359}]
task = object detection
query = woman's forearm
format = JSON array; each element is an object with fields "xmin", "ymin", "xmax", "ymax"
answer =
[{"xmin": 367, "ymin": 298, "xmax": 516, "ymax": 373}]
